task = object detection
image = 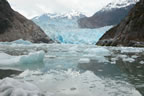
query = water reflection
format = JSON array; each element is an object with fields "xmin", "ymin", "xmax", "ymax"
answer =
[
  {"xmin": 78, "ymin": 60, "xmax": 123, "ymax": 79},
  {"xmin": 116, "ymin": 55, "xmax": 144, "ymax": 95},
  {"xmin": 78, "ymin": 52, "xmax": 144, "ymax": 95}
]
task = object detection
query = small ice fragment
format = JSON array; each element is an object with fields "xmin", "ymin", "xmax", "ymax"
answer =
[
  {"xmin": 140, "ymin": 61, "xmax": 144, "ymax": 64},
  {"xmin": 131, "ymin": 55, "xmax": 138, "ymax": 59},
  {"xmin": 123, "ymin": 58, "xmax": 135, "ymax": 63},
  {"xmin": 78, "ymin": 58, "xmax": 90, "ymax": 63}
]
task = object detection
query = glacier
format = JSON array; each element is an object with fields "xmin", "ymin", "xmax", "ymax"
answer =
[{"xmin": 32, "ymin": 13, "xmax": 112, "ymax": 44}]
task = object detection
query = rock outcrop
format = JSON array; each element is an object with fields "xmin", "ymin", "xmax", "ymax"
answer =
[
  {"xmin": 0, "ymin": 0, "xmax": 53, "ymax": 43},
  {"xmin": 78, "ymin": 0, "xmax": 137, "ymax": 28},
  {"xmin": 97, "ymin": 0, "xmax": 144, "ymax": 47}
]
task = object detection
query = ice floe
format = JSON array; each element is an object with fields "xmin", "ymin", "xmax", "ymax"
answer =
[
  {"xmin": 15, "ymin": 70, "xmax": 141, "ymax": 96},
  {"xmin": 0, "ymin": 78, "xmax": 43, "ymax": 96},
  {"xmin": 0, "ymin": 51, "xmax": 45, "ymax": 66}
]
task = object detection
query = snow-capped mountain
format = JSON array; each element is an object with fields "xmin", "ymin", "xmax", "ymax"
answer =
[
  {"xmin": 32, "ymin": 10, "xmax": 86, "ymax": 30},
  {"xmin": 33, "ymin": 10, "xmax": 85, "ymax": 20},
  {"xmin": 102, "ymin": 0, "xmax": 139, "ymax": 10},
  {"xmin": 78, "ymin": 0, "xmax": 139, "ymax": 28}
]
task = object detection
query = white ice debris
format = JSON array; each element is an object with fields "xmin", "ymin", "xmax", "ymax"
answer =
[
  {"xmin": 17, "ymin": 70, "xmax": 141, "ymax": 96},
  {"xmin": 84, "ymin": 47, "xmax": 110, "ymax": 63},
  {"xmin": 0, "ymin": 78, "xmax": 43, "ymax": 96},
  {"xmin": 140, "ymin": 61, "xmax": 144, "ymax": 64},
  {"xmin": 120, "ymin": 47, "xmax": 144, "ymax": 53},
  {"xmin": 20, "ymin": 50, "xmax": 45, "ymax": 64},
  {"xmin": 123, "ymin": 58, "xmax": 135, "ymax": 63},
  {"xmin": 0, "ymin": 39, "xmax": 32, "ymax": 45},
  {"xmin": 0, "ymin": 51, "xmax": 45, "ymax": 66},
  {"xmin": 78, "ymin": 58, "xmax": 90, "ymax": 63}
]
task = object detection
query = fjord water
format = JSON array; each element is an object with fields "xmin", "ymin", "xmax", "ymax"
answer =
[
  {"xmin": 0, "ymin": 43, "xmax": 144, "ymax": 96},
  {"xmin": 0, "ymin": 14, "xmax": 144, "ymax": 96}
]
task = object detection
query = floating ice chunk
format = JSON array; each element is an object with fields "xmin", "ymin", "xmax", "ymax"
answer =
[
  {"xmin": 78, "ymin": 58, "xmax": 90, "ymax": 63},
  {"xmin": 0, "ymin": 39, "xmax": 32, "ymax": 45},
  {"xmin": 0, "ymin": 53, "xmax": 20, "ymax": 66},
  {"xmin": 0, "ymin": 78, "xmax": 43, "ymax": 96},
  {"xmin": 131, "ymin": 55, "xmax": 138, "ymax": 59},
  {"xmin": 20, "ymin": 51, "xmax": 45, "ymax": 64},
  {"xmin": 85, "ymin": 47, "xmax": 110, "ymax": 56},
  {"xmin": 117, "ymin": 55, "xmax": 135, "ymax": 63},
  {"xmin": 0, "ymin": 51, "xmax": 45, "ymax": 66},
  {"xmin": 140, "ymin": 61, "xmax": 144, "ymax": 64},
  {"xmin": 121, "ymin": 47, "xmax": 144, "ymax": 53},
  {"xmin": 84, "ymin": 47, "xmax": 110, "ymax": 63},
  {"xmin": 123, "ymin": 58, "xmax": 135, "ymax": 63},
  {"xmin": 19, "ymin": 70, "xmax": 141, "ymax": 96},
  {"xmin": 118, "ymin": 55, "xmax": 128, "ymax": 58},
  {"xmin": 12, "ymin": 39, "xmax": 32, "ymax": 45}
]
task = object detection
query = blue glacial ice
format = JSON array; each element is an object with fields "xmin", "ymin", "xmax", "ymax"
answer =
[
  {"xmin": 32, "ymin": 13, "xmax": 112, "ymax": 44},
  {"xmin": 0, "ymin": 51, "xmax": 45, "ymax": 66}
]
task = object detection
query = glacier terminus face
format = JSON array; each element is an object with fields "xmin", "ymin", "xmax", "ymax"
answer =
[{"xmin": 32, "ymin": 12, "xmax": 112, "ymax": 44}]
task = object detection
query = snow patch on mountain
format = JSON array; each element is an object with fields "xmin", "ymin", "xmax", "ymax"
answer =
[
  {"xmin": 102, "ymin": 0, "xmax": 139, "ymax": 11},
  {"xmin": 33, "ymin": 10, "xmax": 85, "ymax": 20}
]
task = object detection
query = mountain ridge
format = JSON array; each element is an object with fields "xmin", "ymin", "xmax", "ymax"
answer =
[
  {"xmin": 97, "ymin": 0, "xmax": 144, "ymax": 47},
  {"xmin": 78, "ymin": 0, "xmax": 138, "ymax": 28},
  {"xmin": 0, "ymin": 0, "xmax": 53, "ymax": 43}
]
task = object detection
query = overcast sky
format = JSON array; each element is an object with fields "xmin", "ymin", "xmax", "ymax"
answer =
[{"xmin": 8, "ymin": 0, "xmax": 112, "ymax": 19}]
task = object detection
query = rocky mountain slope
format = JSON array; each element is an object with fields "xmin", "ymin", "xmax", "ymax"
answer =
[
  {"xmin": 97, "ymin": 0, "xmax": 144, "ymax": 47},
  {"xmin": 78, "ymin": 0, "xmax": 139, "ymax": 28},
  {"xmin": 0, "ymin": 0, "xmax": 53, "ymax": 43}
]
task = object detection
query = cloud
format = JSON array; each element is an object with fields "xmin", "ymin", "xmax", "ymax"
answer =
[{"xmin": 8, "ymin": 0, "xmax": 112, "ymax": 19}]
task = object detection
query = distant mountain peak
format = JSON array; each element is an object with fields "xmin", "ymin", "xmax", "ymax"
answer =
[
  {"xmin": 102, "ymin": 0, "xmax": 139, "ymax": 11},
  {"xmin": 33, "ymin": 10, "xmax": 85, "ymax": 20}
]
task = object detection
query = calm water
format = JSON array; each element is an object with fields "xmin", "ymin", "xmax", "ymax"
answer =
[{"xmin": 0, "ymin": 44, "xmax": 144, "ymax": 96}]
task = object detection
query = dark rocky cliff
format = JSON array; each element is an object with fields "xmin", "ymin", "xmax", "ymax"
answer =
[
  {"xmin": 78, "ymin": 3, "xmax": 135, "ymax": 28},
  {"xmin": 97, "ymin": 0, "xmax": 144, "ymax": 47},
  {"xmin": 0, "ymin": 0, "xmax": 53, "ymax": 43}
]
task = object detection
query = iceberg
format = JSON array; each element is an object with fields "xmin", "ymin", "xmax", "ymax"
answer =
[
  {"xmin": 0, "ymin": 78, "xmax": 43, "ymax": 96},
  {"xmin": 20, "ymin": 51, "xmax": 45, "ymax": 64},
  {"xmin": 0, "ymin": 51, "xmax": 45, "ymax": 66}
]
